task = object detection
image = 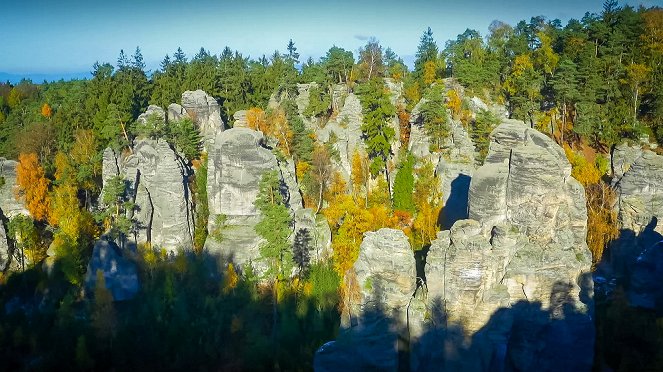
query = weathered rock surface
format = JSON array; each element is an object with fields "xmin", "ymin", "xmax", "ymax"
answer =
[
  {"xmin": 205, "ymin": 128, "xmax": 279, "ymax": 271},
  {"xmin": 615, "ymin": 150, "xmax": 663, "ymax": 238},
  {"xmin": 0, "ymin": 207, "xmax": 15, "ymax": 272},
  {"xmin": 469, "ymin": 120, "xmax": 587, "ymax": 248},
  {"xmin": 167, "ymin": 103, "xmax": 188, "ymax": 122},
  {"xmin": 102, "ymin": 139, "xmax": 194, "ymax": 252},
  {"xmin": 293, "ymin": 208, "xmax": 332, "ymax": 263},
  {"xmin": 0, "ymin": 158, "xmax": 28, "ymax": 217},
  {"xmin": 181, "ymin": 90, "xmax": 223, "ymax": 138},
  {"xmin": 417, "ymin": 121, "xmax": 594, "ymax": 371},
  {"xmin": 232, "ymin": 110, "xmax": 248, "ymax": 128},
  {"xmin": 604, "ymin": 147, "xmax": 663, "ymax": 311},
  {"xmin": 136, "ymin": 104, "xmax": 165, "ymax": 124},
  {"xmin": 84, "ymin": 237, "xmax": 139, "ymax": 301},
  {"xmin": 316, "ymin": 93, "xmax": 364, "ymax": 179},
  {"xmin": 315, "ymin": 228, "xmax": 415, "ymax": 371}
]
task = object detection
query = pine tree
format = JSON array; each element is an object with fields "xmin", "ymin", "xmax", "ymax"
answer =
[
  {"xmin": 414, "ymin": 27, "xmax": 439, "ymax": 81},
  {"xmin": 392, "ymin": 153, "xmax": 415, "ymax": 212},
  {"xmin": 255, "ymin": 170, "xmax": 293, "ymax": 282},
  {"xmin": 356, "ymin": 79, "xmax": 396, "ymax": 179}
]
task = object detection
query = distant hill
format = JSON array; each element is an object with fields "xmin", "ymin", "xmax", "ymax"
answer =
[{"xmin": 0, "ymin": 71, "xmax": 90, "ymax": 84}]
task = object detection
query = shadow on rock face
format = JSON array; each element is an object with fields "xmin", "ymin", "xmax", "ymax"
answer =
[{"xmin": 440, "ymin": 174, "xmax": 472, "ymax": 230}]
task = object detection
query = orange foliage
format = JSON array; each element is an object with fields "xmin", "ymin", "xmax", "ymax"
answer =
[
  {"xmin": 397, "ymin": 106, "xmax": 411, "ymax": 147},
  {"xmin": 41, "ymin": 103, "xmax": 52, "ymax": 118},
  {"xmin": 266, "ymin": 108, "xmax": 294, "ymax": 156},
  {"xmin": 586, "ymin": 183, "xmax": 619, "ymax": 265},
  {"xmin": 246, "ymin": 107, "xmax": 267, "ymax": 132},
  {"xmin": 15, "ymin": 153, "xmax": 50, "ymax": 222}
]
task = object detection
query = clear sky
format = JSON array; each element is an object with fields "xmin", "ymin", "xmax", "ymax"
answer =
[{"xmin": 0, "ymin": 0, "xmax": 660, "ymax": 78}]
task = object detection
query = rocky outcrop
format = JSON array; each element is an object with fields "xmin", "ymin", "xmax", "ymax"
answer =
[
  {"xmin": 102, "ymin": 139, "xmax": 194, "ymax": 252},
  {"xmin": 0, "ymin": 207, "xmax": 15, "ymax": 272},
  {"xmin": 615, "ymin": 150, "xmax": 663, "ymax": 238},
  {"xmin": 469, "ymin": 120, "xmax": 587, "ymax": 248},
  {"xmin": 315, "ymin": 229, "xmax": 415, "ymax": 371},
  {"xmin": 417, "ymin": 120, "xmax": 594, "ymax": 371},
  {"xmin": 136, "ymin": 104, "xmax": 165, "ymax": 124},
  {"xmin": 167, "ymin": 103, "xmax": 188, "ymax": 122},
  {"xmin": 0, "ymin": 158, "xmax": 28, "ymax": 217},
  {"xmin": 84, "ymin": 237, "xmax": 139, "ymax": 301},
  {"xmin": 181, "ymin": 90, "xmax": 224, "ymax": 138},
  {"xmin": 293, "ymin": 208, "xmax": 332, "ymax": 263},
  {"xmin": 232, "ymin": 110, "xmax": 248, "ymax": 128},
  {"xmin": 205, "ymin": 128, "xmax": 279, "ymax": 271},
  {"xmin": 316, "ymin": 93, "xmax": 364, "ymax": 179},
  {"xmin": 605, "ymin": 148, "xmax": 663, "ymax": 310}
]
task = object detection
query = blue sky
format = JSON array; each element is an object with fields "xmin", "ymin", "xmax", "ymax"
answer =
[{"xmin": 0, "ymin": 0, "xmax": 660, "ymax": 79}]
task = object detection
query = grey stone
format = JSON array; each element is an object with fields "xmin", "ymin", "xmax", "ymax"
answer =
[
  {"xmin": 84, "ymin": 237, "xmax": 139, "ymax": 301},
  {"xmin": 419, "ymin": 121, "xmax": 593, "ymax": 371},
  {"xmin": 101, "ymin": 139, "xmax": 194, "ymax": 252},
  {"xmin": 167, "ymin": 103, "xmax": 188, "ymax": 123},
  {"xmin": 136, "ymin": 105, "xmax": 165, "ymax": 124},
  {"xmin": 294, "ymin": 208, "xmax": 332, "ymax": 264},
  {"xmin": 0, "ymin": 158, "xmax": 28, "ymax": 217},
  {"xmin": 316, "ymin": 228, "xmax": 415, "ymax": 371},
  {"xmin": 469, "ymin": 120, "xmax": 586, "ymax": 247},
  {"xmin": 0, "ymin": 207, "xmax": 15, "ymax": 272},
  {"xmin": 181, "ymin": 90, "xmax": 224, "ymax": 139},
  {"xmin": 232, "ymin": 110, "xmax": 248, "ymax": 128},
  {"xmin": 610, "ymin": 149, "xmax": 663, "ymax": 289},
  {"xmin": 204, "ymin": 128, "xmax": 280, "ymax": 272}
]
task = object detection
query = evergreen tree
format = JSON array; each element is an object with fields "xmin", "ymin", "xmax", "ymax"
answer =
[
  {"xmin": 292, "ymin": 228, "xmax": 311, "ymax": 275},
  {"xmin": 286, "ymin": 39, "xmax": 300, "ymax": 65},
  {"xmin": 420, "ymin": 84, "xmax": 450, "ymax": 151},
  {"xmin": 255, "ymin": 170, "xmax": 293, "ymax": 281},
  {"xmin": 392, "ymin": 153, "xmax": 415, "ymax": 212},
  {"xmin": 414, "ymin": 27, "xmax": 439, "ymax": 80},
  {"xmin": 356, "ymin": 79, "xmax": 396, "ymax": 179}
]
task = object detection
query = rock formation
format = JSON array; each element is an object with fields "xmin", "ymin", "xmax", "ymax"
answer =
[
  {"xmin": 0, "ymin": 158, "xmax": 29, "ymax": 217},
  {"xmin": 315, "ymin": 92, "xmax": 365, "ymax": 179},
  {"xmin": 606, "ymin": 146, "xmax": 663, "ymax": 312},
  {"xmin": 0, "ymin": 207, "xmax": 15, "ymax": 272},
  {"xmin": 102, "ymin": 139, "xmax": 194, "ymax": 252},
  {"xmin": 419, "ymin": 120, "xmax": 594, "ymax": 371},
  {"xmin": 315, "ymin": 228, "xmax": 415, "ymax": 371},
  {"xmin": 204, "ymin": 127, "xmax": 279, "ymax": 271},
  {"xmin": 181, "ymin": 90, "xmax": 224, "ymax": 139},
  {"xmin": 84, "ymin": 237, "xmax": 139, "ymax": 301}
]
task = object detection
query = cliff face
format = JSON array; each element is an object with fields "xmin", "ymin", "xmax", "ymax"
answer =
[
  {"xmin": 420, "ymin": 121, "xmax": 594, "ymax": 371},
  {"xmin": 102, "ymin": 138, "xmax": 194, "ymax": 252},
  {"xmin": 316, "ymin": 120, "xmax": 595, "ymax": 371},
  {"xmin": 608, "ymin": 145, "xmax": 663, "ymax": 312}
]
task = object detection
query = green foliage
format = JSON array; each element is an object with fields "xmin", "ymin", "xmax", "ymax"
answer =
[
  {"xmin": 254, "ymin": 170, "xmax": 293, "ymax": 281},
  {"xmin": 193, "ymin": 154, "xmax": 209, "ymax": 252},
  {"xmin": 414, "ymin": 27, "xmax": 440, "ymax": 82},
  {"xmin": 98, "ymin": 175, "xmax": 135, "ymax": 241},
  {"xmin": 8, "ymin": 214, "xmax": 41, "ymax": 269},
  {"xmin": 168, "ymin": 118, "xmax": 202, "ymax": 160},
  {"xmin": 420, "ymin": 84, "xmax": 450, "ymax": 151},
  {"xmin": 357, "ymin": 79, "xmax": 396, "ymax": 176},
  {"xmin": 292, "ymin": 228, "xmax": 312, "ymax": 274},
  {"xmin": 392, "ymin": 153, "xmax": 415, "ymax": 212},
  {"xmin": 307, "ymin": 262, "xmax": 340, "ymax": 310},
  {"xmin": 321, "ymin": 46, "xmax": 354, "ymax": 84},
  {"xmin": 471, "ymin": 109, "xmax": 501, "ymax": 163},
  {"xmin": 304, "ymin": 85, "xmax": 331, "ymax": 119}
]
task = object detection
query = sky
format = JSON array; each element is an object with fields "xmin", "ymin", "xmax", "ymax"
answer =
[{"xmin": 0, "ymin": 0, "xmax": 661, "ymax": 80}]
